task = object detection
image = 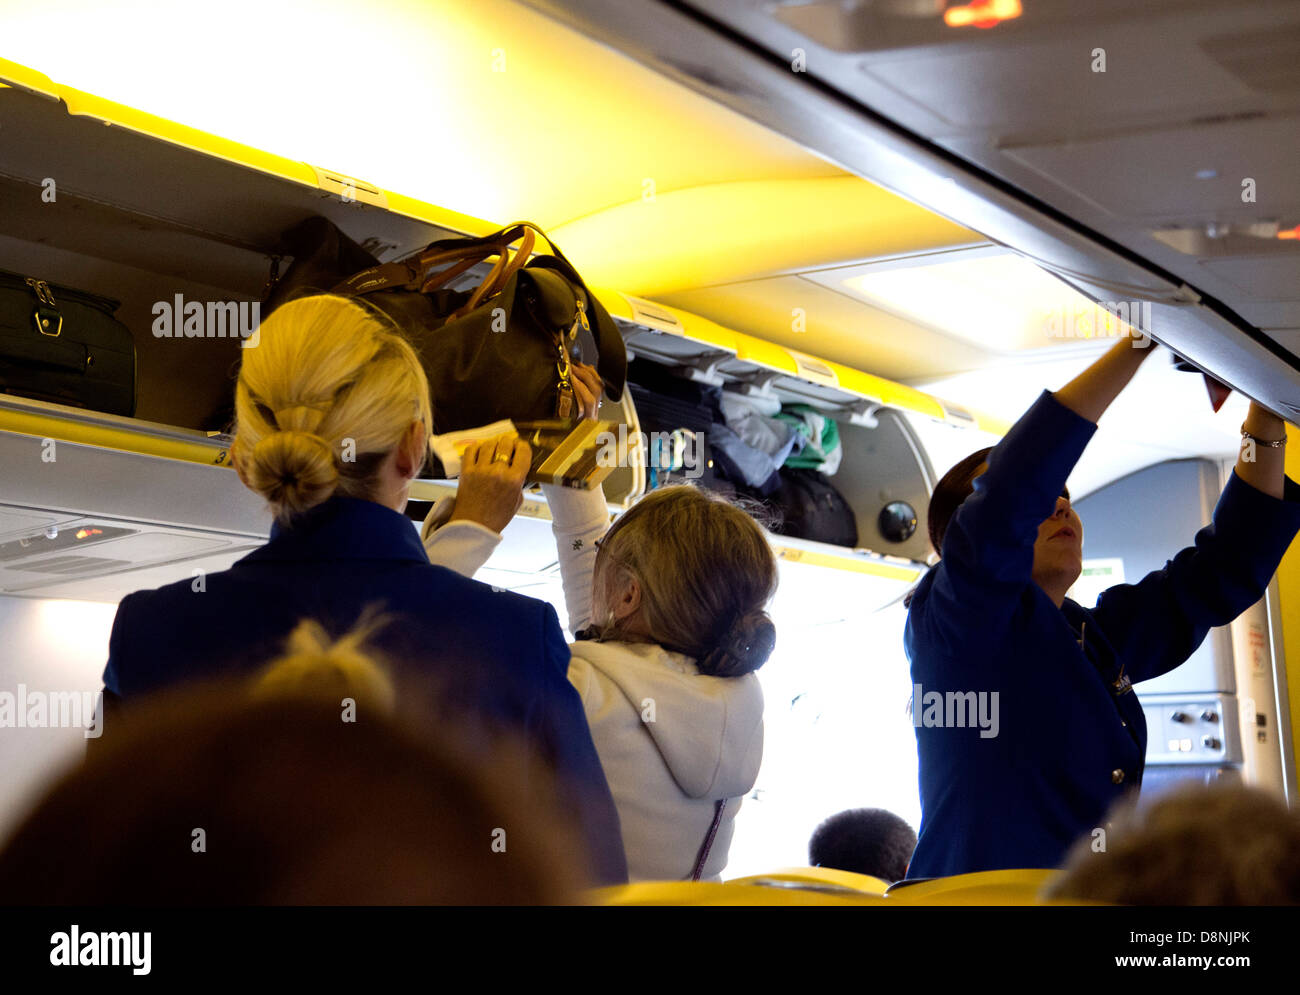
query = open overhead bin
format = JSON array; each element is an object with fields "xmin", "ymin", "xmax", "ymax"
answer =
[
  {"xmin": 598, "ymin": 288, "xmax": 1004, "ymax": 433},
  {"xmin": 595, "ymin": 290, "xmax": 1005, "ymax": 566},
  {"xmin": 0, "ymin": 56, "xmax": 999, "ymax": 599},
  {"xmin": 0, "ymin": 57, "xmax": 512, "ymax": 600},
  {"xmin": 0, "ymin": 57, "xmax": 496, "ymax": 431}
]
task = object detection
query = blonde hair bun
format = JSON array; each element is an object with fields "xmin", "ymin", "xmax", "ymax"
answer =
[
  {"xmin": 245, "ymin": 431, "xmax": 339, "ymax": 519},
  {"xmin": 231, "ymin": 294, "xmax": 433, "ymax": 528}
]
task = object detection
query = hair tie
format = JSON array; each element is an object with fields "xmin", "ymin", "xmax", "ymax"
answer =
[
  {"xmin": 246, "ymin": 393, "xmax": 332, "ymax": 427},
  {"xmin": 274, "ymin": 400, "xmax": 332, "ymax": 420}
]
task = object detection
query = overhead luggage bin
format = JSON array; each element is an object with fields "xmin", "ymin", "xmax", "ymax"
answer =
[
  {"xmin": 0, "ymin": 394, "xmax": 233, "ymax": 469},
  {"xmin": 0, "ymin": 55, "xmax": 1000, "ymax": 591},
  {"xmin": 0, "ymin": 57, "xmax": 519, "ymax": 600},
  {"xmin": 596, "ymin": 290, "xmax": 1004, "ymax": 566},
  {"xmin": 0, "ymin": 57, "xmax": 498, "ymax": 432},
  {"xmin": 0, "ymin": 59, "xmax": 498, "ymax": 240},
  {"xmin": 598, "ymin": 288, "xmax": 1005, "ymax": 434}
]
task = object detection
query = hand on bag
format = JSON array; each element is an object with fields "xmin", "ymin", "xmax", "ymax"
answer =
[
  {"xmin": 448, "ymin": 434, "xmax": 533, "ymax": 534},
  {"xmin": 571, "ymin": 362, "xmax": 604, "ymax": 421}
]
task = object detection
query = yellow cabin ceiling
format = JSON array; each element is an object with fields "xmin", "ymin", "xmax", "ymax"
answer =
[
  {"xmin": 0, "ymin": 0, "xmax": 1178, "ymax": 397},
  {"xmin": 0, "ymin": 2, "xmax": 973, "ymax": 264},
  {"xmin": 660, "ymin": 275, "xmax": 995, "ymax": 384},
  {"xmin": 0, "ymin": 0, "xmax": 847, "ymax": 230},
  {"xmin": 550, "ymin": 177, "xmax": 977, "ymax": 295}
]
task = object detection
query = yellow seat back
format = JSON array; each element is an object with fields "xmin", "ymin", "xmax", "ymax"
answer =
[
  {"xmin": 727, "ymin": 865, "xmax": 890, "ymax": 895},
  {"xmin": 885, "ymin": 868, "xmax": 1062, "ymax": 905},
  {"xmin": 589, "ymin": 880, "xmax": 889, "ymax": 906}
]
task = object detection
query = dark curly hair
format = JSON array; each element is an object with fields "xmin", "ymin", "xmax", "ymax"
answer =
[{"xmin": 809, "ymin": 808, "xmax": 917, "ymax": 882}]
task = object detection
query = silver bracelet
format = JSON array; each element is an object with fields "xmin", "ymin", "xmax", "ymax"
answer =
[{"xmin": 1241, "ymin": 424, "xmax": 1287, "ymax": 447}]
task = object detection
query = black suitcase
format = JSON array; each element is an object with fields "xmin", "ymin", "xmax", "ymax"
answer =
[
  {"xmin": 625, "ymin": 356, "xmax": 737, "ymax": 492},
  {"xmin": 627, "ymin": 381, "xmax": 719, "ymax": 490},
  {"xmin": 765, "ymin": 467, "xmax": 859, "ymax": 547},
  {"xmin": 0, "ymin": 270, "xmax": 136, "ymax": 417}
]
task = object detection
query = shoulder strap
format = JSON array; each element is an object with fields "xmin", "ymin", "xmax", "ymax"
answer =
[{"xmin": 690, "ymin": 799, "xmax": 727, "ymax": 881}]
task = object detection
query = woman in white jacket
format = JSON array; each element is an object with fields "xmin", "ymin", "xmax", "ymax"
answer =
[{"xmin": 422, "ymin": 366, "xmax": 777, "ymax": 881}]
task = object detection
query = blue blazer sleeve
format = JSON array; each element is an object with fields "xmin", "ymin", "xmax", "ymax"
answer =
[
  {"xmin": 92, "ymin": 595, "xmax": 130, "ymax": 758},
  {"xmin": 101, "ymin": 589, "xmax": 145, "ymax": 699},
  {"xmin": 1091, "ymin": 471, "xmax": 1300, "ymax": 685},
  {"xmin": 915, "ymin": 390, "xmax": 1096, "ymax": 649},
  {"xmin": 534, "ymin": 602, "xmax": 629, "ymax": 885}
]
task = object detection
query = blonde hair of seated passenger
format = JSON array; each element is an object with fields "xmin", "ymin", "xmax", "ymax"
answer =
[
  {"xmin": 252, "ymin": 614, "xmax": 396, "ymax": 716},
  {"xmin": 232, "ymin": 294, "xmax": 433, "ymax": 526},
  {"xmin": 1047, "ymin": 782, "xmax": 1300, "ymax": 905}
]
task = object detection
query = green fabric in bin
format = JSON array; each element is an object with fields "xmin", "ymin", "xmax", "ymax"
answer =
[{"xmin": 775, "ymin": 404, "xmax": 843, "ymax": 475}]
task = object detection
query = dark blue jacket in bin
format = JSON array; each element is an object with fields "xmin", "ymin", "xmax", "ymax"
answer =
[
  {"xmin": 905, "ymin": 391, "xmax": 1300, "ymax": 878},
  {"xmin": 102, "ymin": 495, "xmax": 628, "ymax": 885}
]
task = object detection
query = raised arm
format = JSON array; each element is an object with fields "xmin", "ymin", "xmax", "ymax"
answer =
[
  {"xmin": 1236, "ymin": 402, "xmax": 1288, "ymax": 499},
  {"xmin": 539, "ymin": 362, "xmax": 612, "ymax": 635},
  {"xmin": 540, "ymin": 482, "xmax": 610, "ymax": 635},
  {"xmin": 1053, "ymin": 336, "xmax": 1154, "ymax": 424},
  {"xmin": 421, "ymin": 434, "xmax": 530, "ymax": 578},
  {"xmin": 1090, "ymin": 400, "xmax": 1300, "ymax": 684},
  {"xmin": 912, "ymin": 339, "xmax": 1155, "ymax": 643},
  {"xmin": 423, "ymin": 361, "xmax": 606, "ymax": 579}
]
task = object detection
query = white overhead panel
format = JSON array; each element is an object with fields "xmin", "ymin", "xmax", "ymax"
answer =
[
  {"xmin": 802, "ymin": 244, "xmax": 1147, "ymax": 356},
  {"xmin": 0, "ymin": 411, "xmax": 268, "ymax": 603},
  {"xmin": 520, "ymin": 0, "xmax": 1300, "ymax": 418},
  {"xmin": 1001, "ymin": 115, "xmax": 1300, "ymax": 221}
]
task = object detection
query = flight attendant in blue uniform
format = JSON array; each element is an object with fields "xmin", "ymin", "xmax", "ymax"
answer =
[
  {"xmin": 904, "ymin": 337, "xmax": 1300, "ymax": 879},
  {"xmin": 100, "ymin": 293, "xmax": 627, "ymax": 886}
]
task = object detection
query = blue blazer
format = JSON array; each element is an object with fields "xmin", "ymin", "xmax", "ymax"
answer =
[
  {"xmin": 905, "ymin": 391, "xmax": 1300, "ymax": 878},
  {"xmin": 102, "ymin": 495, "xmax": 628, "ymax": 885}
]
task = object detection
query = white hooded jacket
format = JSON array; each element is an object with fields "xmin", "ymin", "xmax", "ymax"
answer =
[
  {"xmin": 422, "ymin": 484, "xmax": 764, "ymax": 882},
  {"xmin": 567, "ymin": 637, "xmax": 763, "ymax": 881}
]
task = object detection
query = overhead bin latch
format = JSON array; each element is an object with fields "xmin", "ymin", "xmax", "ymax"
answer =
[
  {"xmin": 309, "ymin": 166, "xmax": 389, "ymax": 208},
  {"xmin": 936, "ymin": 398, "xmax": 977, "ymax": 428},
  {"xmin": 680, "ymin": 351, "xmax": 729, "ymax": 386},
  {"xmin": 733, "ymin": 370, "xmax": 782, "ymax": 397},
  {"xmin": 845, "ymin": 398, "xmax": 881, "ymax": 428}
]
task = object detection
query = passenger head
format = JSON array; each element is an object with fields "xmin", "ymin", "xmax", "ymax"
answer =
[
  {"xmin": 251, "ymin": 614, "xmax": 397, "ymax": 715},
  {"xmin": 589, "ymin": 484, "xmax": 777, "ymax": 677},
  {"xmin": 809, "ymin": 808, "xmax": 917, "ymax": 882},
  {"xmin": 925, "ymin": 446, "xmax": 1083, "ymax": 598},
  {"xmin": 231, "ymin": 294, "xmax": 433, "ymax": 526},
  {"xmin": 0, "ymin": 624, "xmax": 583, "ymax": 904},
  {"xmin": 1046, "ymin": 783, "xmax": 1300, "ymax": 905}
]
